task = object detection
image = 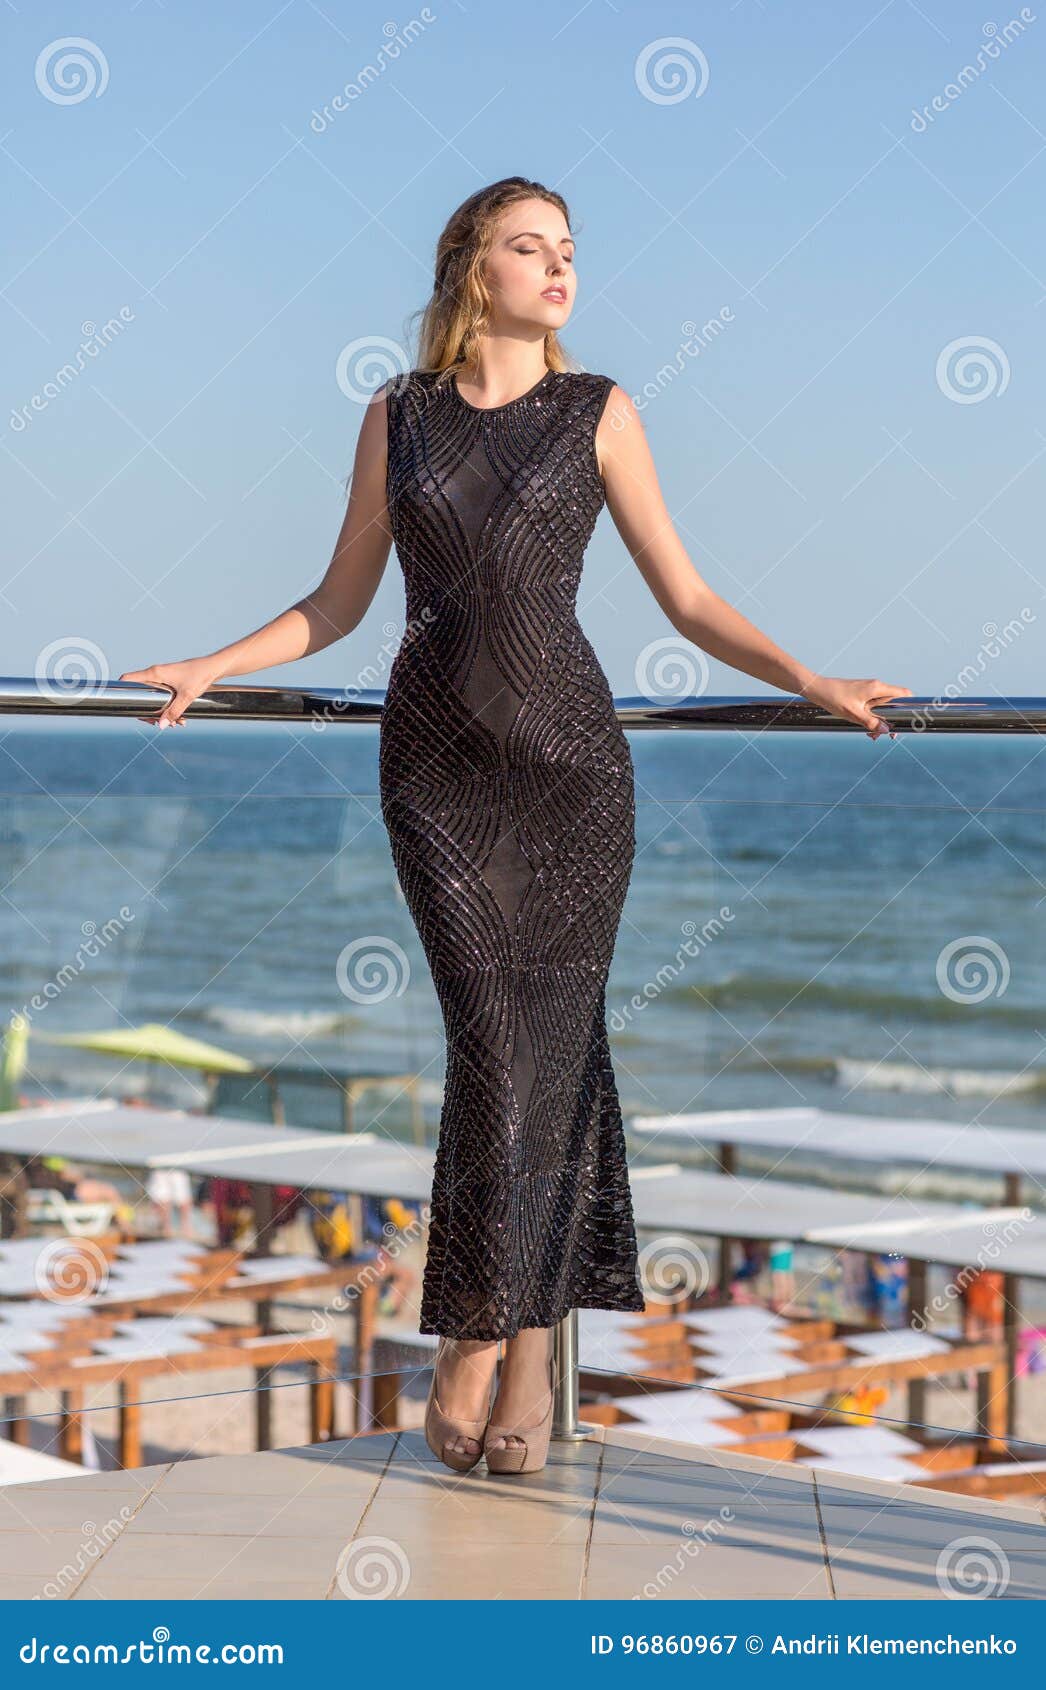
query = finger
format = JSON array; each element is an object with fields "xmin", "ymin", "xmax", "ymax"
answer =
[{"xmin": 165, "ymin": 694, "xmax": 194, "ymax": 726}]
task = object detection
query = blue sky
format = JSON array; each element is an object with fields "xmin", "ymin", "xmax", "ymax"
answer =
[{"xmin": 4, "ymin": 0, "xmax": 1045, "ymax": 701}]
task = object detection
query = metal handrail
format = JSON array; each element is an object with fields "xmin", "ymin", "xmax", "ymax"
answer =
[
  {"xmin": 2, "ymin": 676, "xmax": 1045, "ymax": 730},
  {"xmin": 4, "ymin": 676, "xmax": 1041, "ymax": 1440}
]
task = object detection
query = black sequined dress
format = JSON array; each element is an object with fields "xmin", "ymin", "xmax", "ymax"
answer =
[{"xmin": 380, "ymin": 365, "xmax": 645, "ymax": 1339}]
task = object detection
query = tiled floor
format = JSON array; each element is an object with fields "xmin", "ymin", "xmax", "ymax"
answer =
[{"xmin": 0, "ymin": 1426, "xmax": 1043, "ymax": 1600}]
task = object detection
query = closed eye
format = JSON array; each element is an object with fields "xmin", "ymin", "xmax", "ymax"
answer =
[{"xmin": 514, "ymin": 246, "xmax": 573, "ymax": 262}]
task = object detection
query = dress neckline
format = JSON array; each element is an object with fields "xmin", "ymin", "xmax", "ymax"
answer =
[{"xmin": 450, "ymin": 368, "xmax": 553, "ymax": 413}]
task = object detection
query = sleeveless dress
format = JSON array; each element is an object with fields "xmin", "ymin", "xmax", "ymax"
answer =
[{"xmin": 380, "ymin": 365, "xmax": 645, "ymax": 1340}]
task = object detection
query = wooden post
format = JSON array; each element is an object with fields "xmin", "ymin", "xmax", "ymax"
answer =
[
  {"xmin": 1000, "ymin": 1172, "xmax": 1021, "ymax": 1440},
  {"xmin": 716, "ymin": 1141, "xmax": 736, "ymax": 1299},
  {"xmin": 352, "ymin": 1279, "xmax": 378, "ymax": 1433},
  {"xmin": 0, "ymin": 1156, "xmax": 29, "ymax": 1238},
  {"xmin": 371, "ymin": 1368, "xmax": 400, "ymax": 1432},
  {"xmin": 976, "ymin": 1362, "xmax": 1010, "ymax": 1451},
  {"xmin": 906, "ymin": 1257, "xmax": 928, "ymax": 1430},
  {"xmin": 59, "ymin": 1389, "xmax": 84, "ymax": 1461},
  {"xmin": 348, "ymin": 1195, "xmax": 365, "ymax": 1258},
  {"xmin": 119, "ymin": 1376, "xmax": 141, "ymax": 1468},
  {"xmin": 254, "ymin": 1296, "xmax": 274, "ymax": 1450},
  {"xmin": 251, "ymin": 1182, "xmax": 275, "ymax": 1256},
  {"xmin": 3, "ymin": 1397, "xmax": 28, "ymax": 1445},
  {"xmin": 309, "ymin": 1358, "xmax": 335, "ymax": 1443},
  {"xmin": 1002, "ymin": 1272, "xmax": 1020, "ymax": 1441},
  {"xmin": 408, "ymin": 1077, "xmax": 424, "ymax": 1146}
]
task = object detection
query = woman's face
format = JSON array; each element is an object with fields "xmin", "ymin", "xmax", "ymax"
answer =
[{"xmin": 480, "ymin": 197, "xmax": 576, "ymax": 334}]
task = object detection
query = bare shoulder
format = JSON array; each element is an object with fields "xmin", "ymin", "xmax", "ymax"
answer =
[
  {"xmin": 352, "ymin": 377, "xmax": 394, "ymax": 465},
  {"xmin": 594, "ymin": 379, "xmax": 646, "ymax": 478},
  {"xmin": 372, "ymin": 371, "xmax": 413, "ymax": 407},
  {"xmin": 597, "ymin": 379, "xmax": 639, "ymax": 428},
  {"xmin": 366, "ymin": 372, "xmax": 413, "ymax": 422}
]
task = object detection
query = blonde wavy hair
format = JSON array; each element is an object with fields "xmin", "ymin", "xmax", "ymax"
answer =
[{"xmin": 413, "ymin": 177, "xmax": 575, "ymax": 384}]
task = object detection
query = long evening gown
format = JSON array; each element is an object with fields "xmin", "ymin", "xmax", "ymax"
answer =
[{"xmin": 379, "ymin": 364, "xmax": 645, "ymax": 1339}]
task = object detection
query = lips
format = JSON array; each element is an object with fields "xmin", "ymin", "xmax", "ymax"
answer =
[{"xmin": 541, "ymin": 287, "xmax": 567, "ymax": 303}]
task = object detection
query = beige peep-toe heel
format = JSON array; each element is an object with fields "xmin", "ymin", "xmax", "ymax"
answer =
[
  {"xmin": 424, "ymin": 1337, "xmax": 496, "ymax": 1473},
  {"xmin": 483, "ymin": 1342, "xmax": 557, "ymax": 1475}
]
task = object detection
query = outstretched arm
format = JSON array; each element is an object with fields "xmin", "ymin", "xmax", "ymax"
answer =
[
  {"xmin": 120, "ymin": 384, "xmax": 394, "ymax": 726},
  {"xmin": 596, "ymin": 386, "xmax": 910, "ymax": 740}
]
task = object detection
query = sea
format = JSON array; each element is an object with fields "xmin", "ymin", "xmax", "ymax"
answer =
[{"xmin": 1, "ymin": 722, "xmax": 1044, "ymax": 1212}]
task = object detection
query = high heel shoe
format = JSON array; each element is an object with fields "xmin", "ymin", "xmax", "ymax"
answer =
[
  {"xmin": 424, "ymin": 1337, "xmax": 496, "ymax": 1473},
  {"xmin": 483, "ymin": 1339, "xmax": 557, "ymax": 1475}
]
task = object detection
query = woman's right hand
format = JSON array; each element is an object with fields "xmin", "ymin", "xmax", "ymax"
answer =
[
  {"xmin": 799, "ymin": 673, "xmax": 912, "ymax": 740},
  {"xmin": 118, "ymin": 658, "xmax": 220, "ymax": 727}
]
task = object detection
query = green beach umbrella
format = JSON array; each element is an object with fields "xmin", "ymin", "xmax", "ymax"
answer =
[
  {"xmin": 34, "ymin": 1023, "xmax": 255, "ymax": 1076},
  {"xmin": 0, "ymin": 1014, "xmax": 29, "ymax": 1112}
]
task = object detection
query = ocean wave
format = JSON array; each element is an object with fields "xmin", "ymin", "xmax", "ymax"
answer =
[
  {"xmin": 830, "ymin": 1056, "xmax": 1046, "ymax": 1098},
  {"xmin": 703, "ymin": 1051, "xmax": 1046, "ymax": 1097},
  {"xmin": 653, "ymin": 972, "xmax": 1042, "ymax": 1026},
  {"xmin": 202, "ymin": 1005, "xmax": 354, "ymax": 1040}
]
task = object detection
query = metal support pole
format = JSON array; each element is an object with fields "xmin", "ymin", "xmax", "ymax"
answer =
[{"xmin": 551, "ymin": 1308, "xmax": 598, "ymax": 1441}]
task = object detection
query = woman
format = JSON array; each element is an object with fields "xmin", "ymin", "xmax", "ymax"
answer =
[{"xmin": 121, "ymin": 175, "xmax": 910, "ymax": 1475}]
